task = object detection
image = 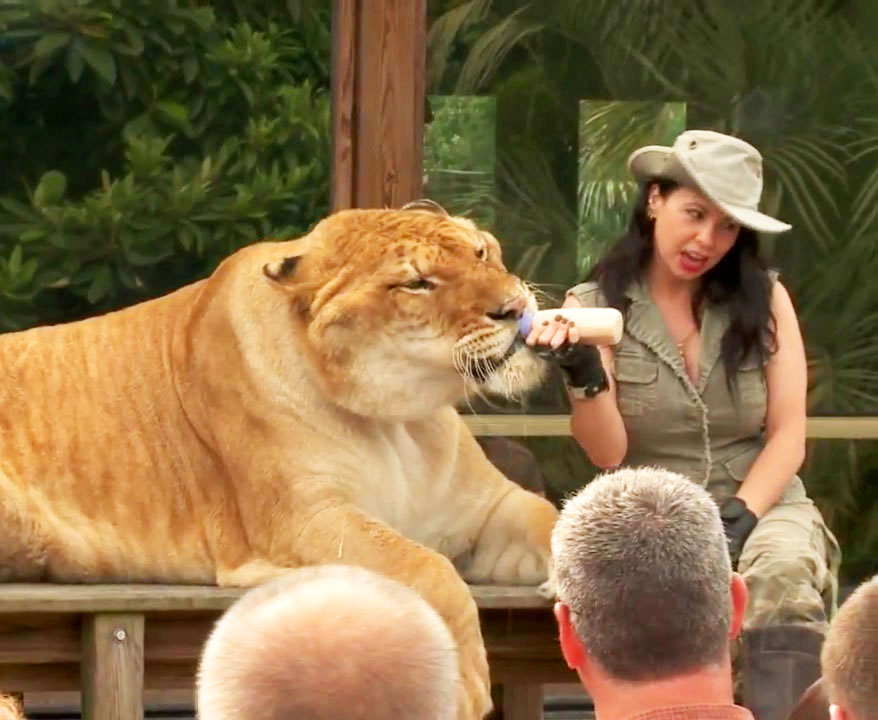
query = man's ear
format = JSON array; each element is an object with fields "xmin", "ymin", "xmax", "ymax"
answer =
[
  {"xmin": 554, "ymin": 602, "xmax": 586, "ymax": 671},
  {"xmin": 729, "ymin": 572, "xmax": 749, "ymax": 641},
  {"xmin": 830, "ymin": 704, "xmax": 849, "ymax": 720}
]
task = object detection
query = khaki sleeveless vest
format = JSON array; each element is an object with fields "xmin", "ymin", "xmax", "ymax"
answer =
[{"xmin": 568, "ymin": 279, "xmax": 807, "ymax": 505}]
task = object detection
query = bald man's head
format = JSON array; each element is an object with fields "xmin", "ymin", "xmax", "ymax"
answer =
[
  {"xmin": 197, "ymin": 565, "xmax": 459, "ymax": 720},
  {"xmin": 0, "ymin": 695, "xmax": 23, "ymax": 720}
]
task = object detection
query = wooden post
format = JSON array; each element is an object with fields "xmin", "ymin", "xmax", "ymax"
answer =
[
  {"xmin": 331, "ymin": 0, "xmax": 427, "ymax": 210},
  {"xmin": 330, "ymin": 0, "xmax": 356, "ymax": 212},
  {"xmin": 81, "ymin": 613, "xmax": 144, "ymax": 720}
]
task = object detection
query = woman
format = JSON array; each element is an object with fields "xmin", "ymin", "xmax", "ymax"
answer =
[{"xmin": 528, "ymin": 130, "xmax": 840, "ymax": 720}]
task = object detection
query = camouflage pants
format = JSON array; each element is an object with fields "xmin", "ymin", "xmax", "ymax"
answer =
[{"xmin": 737, "ymin": 498, "xmax": 842, "ymax": 633}]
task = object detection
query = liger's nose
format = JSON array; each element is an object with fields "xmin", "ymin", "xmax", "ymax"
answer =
[{"xmin": 487, "ymin": 295, "xmax": 527, "ymax": 322}]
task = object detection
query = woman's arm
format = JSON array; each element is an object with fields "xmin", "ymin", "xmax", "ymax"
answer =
[
  {"xmin": 734, "ymin": 281, "xmax": 808, "ymax": 517},
  {"xmin": 526, "ymin": 293, "xmax": 628, "ymax": 468}
]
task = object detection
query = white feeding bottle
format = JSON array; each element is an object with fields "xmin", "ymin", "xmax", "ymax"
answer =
[{"xmin": 518, "ymin": 307, "xmax": 624, "ymax": 346}]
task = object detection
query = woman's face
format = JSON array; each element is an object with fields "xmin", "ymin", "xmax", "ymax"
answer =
[{"xmin": 648, "ymin": 184, "xmax": 741, "ymax": 280}]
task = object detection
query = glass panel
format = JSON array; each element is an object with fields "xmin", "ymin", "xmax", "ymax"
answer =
[
  {"xmin": 518, "ymin": 435, "xmax": 878, "ymax": 586},
  {"xmin": 427, "ymin": 0, "xmax": 878, "ymax": 580},
  {"xmin": 424, "ymin": 95, "xmax": 496, "ymax": 228},
  {"xmin": 805, "ymin": 439, "xmax": 878, "ymax": 585},
  {"xmin": 578, "ymin": 100, "xmax": 686, "ymax": 276}
]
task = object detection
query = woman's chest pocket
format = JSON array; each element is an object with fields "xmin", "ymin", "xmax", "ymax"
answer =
[
  {"xmin": 612, "ymin": 352, "xmax": 659, "ymax": 417},
  {"xmin": 736, "ymin": 357, "xmax": 766, "ymax": 406},
  {"xmin": 731, "ymin": 356, "xmax": 767, "ymax": 429}
]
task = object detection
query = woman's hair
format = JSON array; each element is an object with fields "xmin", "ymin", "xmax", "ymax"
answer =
[{"xmin": 587, "ymin": 179, "xmax": 776, "ymax": 390}]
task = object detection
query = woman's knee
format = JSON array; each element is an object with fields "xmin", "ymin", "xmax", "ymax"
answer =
[{"xmin": 741, "ymin": 555, "xmax": 830, "ymax": 629}]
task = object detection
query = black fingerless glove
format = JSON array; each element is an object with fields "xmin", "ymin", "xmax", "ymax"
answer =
[
  {"xmin": 719, "ymin": 497, "xmax": 758, "ymax": 569},
  {"xmin": 537, "ymin": 343, "xmax": 609, "ymax": 399}
]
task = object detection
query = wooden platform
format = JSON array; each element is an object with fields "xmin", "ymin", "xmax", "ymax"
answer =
[{"xmin": 0, "ymin": 584, "xmax": 573, "ymax": 720}]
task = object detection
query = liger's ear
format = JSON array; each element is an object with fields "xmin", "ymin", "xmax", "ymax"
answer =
[
  {"xmin": 262, "ymin": 255, "xmax": 301, "ymax": 283},
  {"xmin": 262, "ymin": 236, "xmax": 311, "ymax": 285},
  {"xmin": 262, "ymin": 252, "xmax": 313, "ymax": 314},
  {"xmin": 400, "ymin": 198, "xmax": 450, "ymax": 217}
]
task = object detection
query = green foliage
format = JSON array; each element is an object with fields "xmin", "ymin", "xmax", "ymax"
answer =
[{"xmin": 0, "ymin": 0, "xmax": 332, "ymax": 329}]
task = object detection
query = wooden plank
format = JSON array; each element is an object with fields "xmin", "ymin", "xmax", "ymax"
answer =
[
  {"xmin": 0, "ymin": 662, "xmax": 570, "ymax": 706},
  {"xmin": 0, "ymin": 612, "xmax": 570, "ymax": 702},
  {"xmin": 0, "ymin": 662, "xmax": 199, "ymax": 695},
  {"xmin": 331, "ymin": 0, "xmax": 357, "ymax": 211},
  {"xmin": 0, "ymin": 585, "xmax": 244, "ymax": 614},
  {"xmin": 144, "ymin": 662, "xmax": 198, "ymax": 692},
  {"xmin": 482, "ymin": 609, "xmax": 566, "ymax": 660},
  {"xmin": 0, "ymin": 660, "xmax": 571, "ymax": 696},
  {"xmin": 0, "ymin": 605, "xmax": 564, "ymax": 658},
  {"xmin": 502, "ymin": 683, "xmax": 544, "ymax": 720},
  {"xmin": 462, "ymin": 413, "xmax": 878, "ymax": 439},
  {"xmin": 464, "ymin": 414, "xmax": 571, "ymax": 437},
  {"xmin": 145, "ymin": 617, "xmax": 215, "ymax": 662},
  {"xmin": 0, "ymin": 583, "xmax": 551, "ymax": 614},
  {"xmin": 81, "ymin": 613, "xmax": 144, "ymax": 720},
  {"xmin": 21, "ymin": 689, "xmax": 195, "ymax": 714},
  {"xmin": 490, "ymin": 659, "xmax": 576, "ymax": 685},
  {"xmin": 354, "ymin": 0, "xmax": 426, "ymax": 208},
  {"xmin": 0, "ymin": 622, "xmax": 78, "ymax": 663},
  {"xmin": 805, "ymin": 416, "xmax": 878, "ymax": 439},
  {"xmin": 474, "ymin": 585, "xmax": 552, "ymax": 609},
  {"xmin": 0, "ymin": 664, "xmax": 79, "ymax": 693}
]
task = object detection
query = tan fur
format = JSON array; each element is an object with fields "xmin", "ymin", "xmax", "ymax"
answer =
[{"xmin": 0, "ymin": 207, "xmax": 559, "ymax": 719}]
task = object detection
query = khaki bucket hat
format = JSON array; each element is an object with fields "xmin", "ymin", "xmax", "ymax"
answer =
[{"xmin": 628, "ymin": 129, "xmax": 791, "ymax": 234}]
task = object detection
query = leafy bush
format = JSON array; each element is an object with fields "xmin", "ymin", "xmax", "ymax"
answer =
[{"xmin": 0, "ymin": 0, "xmax": 332, "ymax": 329}]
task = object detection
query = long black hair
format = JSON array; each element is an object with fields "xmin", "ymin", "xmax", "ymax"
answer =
[{"xmin": 587, "ymin": 179, "xmax": 777, "ymax": 388}]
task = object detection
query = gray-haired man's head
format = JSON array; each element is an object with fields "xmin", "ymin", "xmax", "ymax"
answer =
[{"xmin": 552, "ymin": 466, "xmax": 733, "ymax": 681}]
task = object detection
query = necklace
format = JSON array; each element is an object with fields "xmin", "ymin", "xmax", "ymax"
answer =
[{"xmin": 676, "ymin": 326, "xmax": 698, "ymax": 354}]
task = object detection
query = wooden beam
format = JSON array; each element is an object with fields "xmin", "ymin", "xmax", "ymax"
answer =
[
  {"xmin": 81, "ymin": 613, "xmax": 144, "ymax": 720},
  {"xmin": 462, "ymin": 413, "xmax": 878, "ymax": 439},
  {"xmin": 331, "ymin": 0, "xmax": 426, "ymax": 210},
  {"xmin": 804, "ymin": 416, "xmax": 878, "ymax": 439},
  {"xmin": 0, "ymin": 584, "xmax": 551, "ymax": 614},
  {"xmin": 465, "ymin": 414, "xmax": 571, "ymax": 437},
  {"xmin": 0, "ymin": 586, "xmax": 245, "ymax": 614}
]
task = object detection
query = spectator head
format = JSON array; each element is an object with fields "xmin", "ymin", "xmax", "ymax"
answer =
[
  {"xmin": 197, "ymin": 564, "xmax": 459, "ymax": 720},
  {"xmin": 551, "ymin": 466, "xmax": 747, "ymax": 686},
  {"xmin": 0, "ymin": 695, "xmax": 23, "ymax": 720},
  {"xmin": 821, "ymin": 575, "xmax": 878, "ymax": 720}
]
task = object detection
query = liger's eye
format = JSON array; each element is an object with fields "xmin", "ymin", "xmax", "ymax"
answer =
[{"xmin": 399, "ymin": 278, "xmax": 436, "ymax": 292}]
